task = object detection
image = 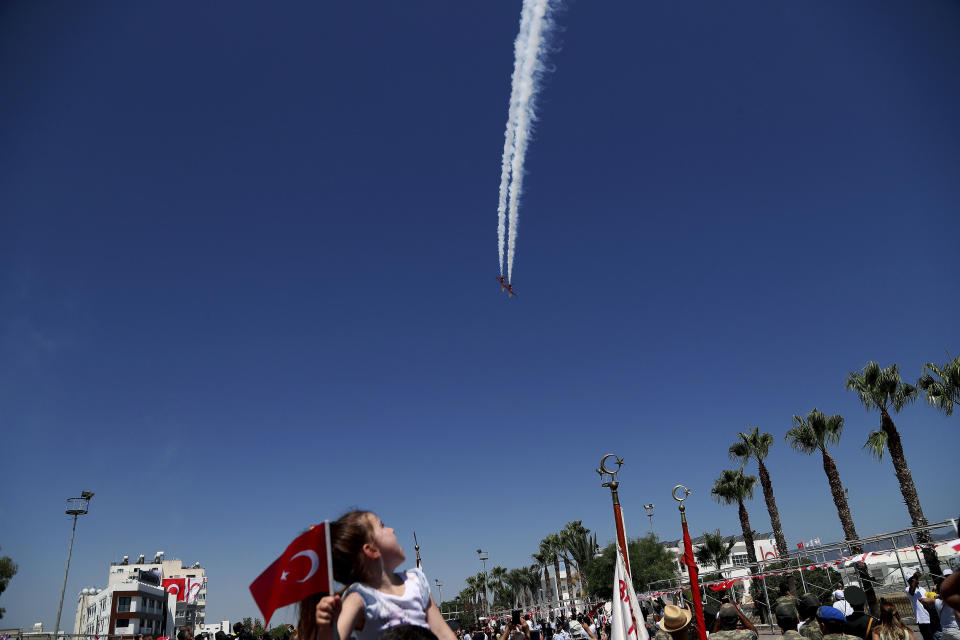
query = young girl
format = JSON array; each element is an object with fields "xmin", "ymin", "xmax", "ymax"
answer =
[{"xmin": 300, "ymin": 510, "xmax": 456, "ymax": 640}]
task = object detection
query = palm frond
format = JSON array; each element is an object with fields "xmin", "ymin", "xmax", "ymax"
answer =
[
  {"xmin": 728, "ymin": 440, "xmax": 750, "ymax": 463},
  {"xmin": 785, "ymin": 420, "xmax": 818, "ymax": 454},
  {"xmin": 863, "ymin": 429, "xmax": 887, "ymax": 461},
  {"xmin": 918, "ymin": 357, "xmax": 960, "ymax": 417},
  {"xmin": 711, "ymin": 468, "xmax": 757, "ymax": 505}
]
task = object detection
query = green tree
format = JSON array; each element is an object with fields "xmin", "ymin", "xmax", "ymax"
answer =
[
  {"xmin": 846, "ymin": 361, "xmax": 942, "ymax": 577},
  {"xmin": 583, "ymin": 535, "xmax": 677, "ymax": 600},
  {"xmin": 0, "ymin": 546, "xmax": 17, "ymax": 620},
  {"xmin": 917, "ymin": 355, "xmax": 960, "ymax": 416},
  {"xmin": 711, "ymin": 469, "xmax": 766, "ymax": 620},
  {"xmin": 729, "ymin": 426, "xmax": 788, "ymax": 558}
]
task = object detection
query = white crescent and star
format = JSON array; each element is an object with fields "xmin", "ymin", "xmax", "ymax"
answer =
[{"xmin": 280, "ymin": 550, "xmax": 319, "ymax": 583}]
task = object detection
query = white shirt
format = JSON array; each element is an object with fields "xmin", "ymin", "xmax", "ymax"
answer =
[
  {"xmin": 906, "ymin": 587, "xmax": 930, "ymax": 624},
  {"xmin": 833, "ymin": 600, "xmax": 853, "ymax": 616},
  {"xmin": 936, "ymin": 599, "xmax": 958, "ymax": 630}
]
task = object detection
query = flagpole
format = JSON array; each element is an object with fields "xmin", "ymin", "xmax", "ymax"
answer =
[
  {"xmin": 597, "ymin": 454, "xmax": 630, "ymax": 576},
  {"xmin": 673, "ymin": 485, "xmax": 707, "ymax": 640}
]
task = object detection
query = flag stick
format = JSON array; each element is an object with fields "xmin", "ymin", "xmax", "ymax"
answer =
[
  {"xmin": 597, "ymin": 455, "xmax": 630, "ymax": 576},
  {"xmin": 674, "ymin": 485, "xmax": 708, "ymax": 640}
]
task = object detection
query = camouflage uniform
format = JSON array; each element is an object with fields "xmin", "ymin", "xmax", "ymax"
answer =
[
  {"xmin": 781, "ymin": 631, "xmax": 805, "ymax": 640},
  {"xmin": 709, "ymin": 630, "xmax": 758, "ymax": 640},
  {"xmin": 775, "ymin": 596, "xmax": 800, "ymax": 621},
  {"xmin": 821, "ymin": 633, "xmax": 860, "ymax": 640},
  {"xmin": 654, "ymin": 630, "xmax": 672, "ymax": 640},
  {"xmin": 798, "ymin": 622, "xmax": 824, "ymax": 640}
]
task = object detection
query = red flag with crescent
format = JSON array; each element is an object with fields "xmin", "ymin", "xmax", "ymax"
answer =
[
  {"xmin": 163, "ymin": 578, "xmax": 186, "ymax": 602},
  {"xmin": 249, "ymin": 521, "xmax": 333, "ymax": 626}
]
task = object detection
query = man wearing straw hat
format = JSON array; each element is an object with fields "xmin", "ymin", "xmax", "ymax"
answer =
[{"xmin": 654, "ymin": 605, "xmax": 692, "ymax": 640}]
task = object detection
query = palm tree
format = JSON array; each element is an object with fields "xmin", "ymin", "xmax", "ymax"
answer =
[
  {"xmin": 786, "ymin": 409, "xmax": 878, "ymax": 614},
  {"xmin": 465, "ymin": 575, "xmax": 482, "ymax": 615},
  {"xmin": 694, "ymin": 530, "xmax": 735, "ymax": 574},
  {"xmin": 505, "ymin": 569, "xmax": 526, "ymax": 608},
  {"xmin": 729, "ymin": 426, "xmax": 788, "ymax": 557},
  {"xmin": 521, "ymin": 565, "xmax": 543, "ymax": 610},
  {"xmin": 711, "ymin": 469, "xmax": 765, "ymax": 620},
  {"xmin": 917, "ymin": 355, "xmax": 960, "ymax": 416},
  {"xmin": 786, "ymin": 410, "xmax": 860, "ymax": 543},
  {"xmin": 531, "ymin": 551, "xmax": 551, "ymax": 608},
  {"xmin": 694, "ymin": 530, "xmax": 736, "ymax": 600},
  {"xmin": 561, "ymin": 521, "xmax": 593, "ymax": 599},
  {"xmin": 846, "ymin": 361, "xmax": 942, "ymax": 577},
  {"xmin": 538, "ymin": 534, "xmax": 566, "ymax": 609}
]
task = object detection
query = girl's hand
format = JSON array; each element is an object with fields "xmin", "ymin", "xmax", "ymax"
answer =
[{"xmin": 315, "ymin": 595, "xmax": 342, "ymax": 629}]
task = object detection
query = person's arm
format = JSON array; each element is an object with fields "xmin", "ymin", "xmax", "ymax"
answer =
[
  {"xmin": 941, "ymin": 571, "xmax": 960, "ymax": 613},
  {"xmin": 736, "ymin": 606, "xmax": 758, "ymax": 636},
  {"xmin": 908, "ymin": 572, "xmax": 920, "ymax": 596},
  {"xmin": 711, "ymin": 617, "xmax": 721, "ymax": 634},
  {"xmin": 499, "ymin": 625, "xmax": 511, "ymax": 640},
  {"xmin": 523, "ymin": 622, "xmax": 531, "ymax": 640},
  {"xmin": 583, "ymin": 625, "xmax": 596, "ymax": 640},
  {"xmin": 425, "ymin": 596, "xmax": 457, "ymax": 640}
]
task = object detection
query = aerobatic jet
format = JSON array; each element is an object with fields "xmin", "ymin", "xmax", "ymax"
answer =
[
  {"xmin": 497, "ymin": 276, "xmax": 508, "ymax": 292},
  {"xmin": 505, "ymin": 283, "xmax": 518, "ymax": 298}
]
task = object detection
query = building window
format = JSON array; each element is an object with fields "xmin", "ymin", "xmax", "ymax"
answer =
[
  {"xmin": 117, "ymin": 619, "xmax": 130, "ymax": 628},
  {"xmin": 118, "ymin": 597, "xmax": 132, "ymax": 612},
  {"xmin": 732, "ymin": 554, "xmax": 748, "ymax": 567}
]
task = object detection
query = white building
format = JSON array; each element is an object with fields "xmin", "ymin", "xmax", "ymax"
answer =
[
  {"xmin": 108, "ymin": 552, "xmax": 208, "ymax": 629},
  {"xmin": 539, "ymin": 564, "xmax": 588, "ymax": 613},
  {"xmin": 197, "ymin": 621, "xmax": 232, "ymax": 637},
  {"xmin": 73, "ymin": 577, "xmax": 169, "ymax": 637}
]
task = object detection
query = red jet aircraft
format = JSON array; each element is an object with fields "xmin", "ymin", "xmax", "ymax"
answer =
[{"xmin": 496, "ymin": 276, "xmax": 518, "ymax": 298}]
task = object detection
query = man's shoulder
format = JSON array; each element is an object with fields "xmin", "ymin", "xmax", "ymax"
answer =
[
  {"xmin": 782, "ymin": 631, "xmax": 805, "ymax": 640},
  {"xmin": 798, "ymin": 624, "xmax": 823, "ymax": 640}
]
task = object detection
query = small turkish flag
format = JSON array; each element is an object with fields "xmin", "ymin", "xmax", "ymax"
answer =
[
  {"xmin": 797, "ymin": 542, "xmax": 804, "ymax": 549},
  {"xmin": 163, "ymin": 578, "xmax": 187, "ymax": 602},
  {"xmin": 249, "ymin": 521, "xmax": 333, "ymax": 626}
]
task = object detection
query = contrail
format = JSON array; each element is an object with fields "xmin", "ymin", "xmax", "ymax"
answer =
[
  {"xmin": 497, "ymin": 0, "xmax": 558, "ymax": 283},
  {"xmin": 496, "ymin": 1, "xmax": 535, "ymax": 276}
]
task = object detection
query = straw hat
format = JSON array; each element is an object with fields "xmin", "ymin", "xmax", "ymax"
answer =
[{"xmin": 658, "ymin": 605, "xmax": 692, "ymax": 633}]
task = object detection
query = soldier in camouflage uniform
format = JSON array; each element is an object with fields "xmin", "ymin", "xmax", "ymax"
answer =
[
  {"xmin": 816, "ymin": 606, "xmax": 860, "ymax": 640},
  {"xmin": 775, "ymin": 584, "xmax": 800, "ymax": 624},
  {"xmin": 798, "ymin": 594, "xmax": 824, "ymax": 640},
  {"xmin": 710, "ymin": 604, "xmax": 758, "ymax": 640},
  {"xmin": 775, "ymin": 604, "xmax": 804, "ymax": 640}
]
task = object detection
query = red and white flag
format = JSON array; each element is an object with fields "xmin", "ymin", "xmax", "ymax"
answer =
[
  {"xmin": 186, "ymin": 577, "xmax": 206, "ymax": 604},
  {"xmin": 163, "ymin": 578, "xmax": 187, "ymax": 602},
  {"xmin": 249, "ymin": 522, "xmax": 334, "ymax": 626},
  {"xmin": 611, "ymin": 547, "xmax": 649, "ymax": 640}
]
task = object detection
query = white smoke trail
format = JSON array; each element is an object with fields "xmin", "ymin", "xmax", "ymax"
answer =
[
  {"xmin": 500, "ymin": 0, "xmax": 557, "ymax": 283},
  {"xmin": 496, "ymin": 1, "xmax": 537, "ymax": 276}
]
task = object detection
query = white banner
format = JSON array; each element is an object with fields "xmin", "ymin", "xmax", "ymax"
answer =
[{"xmin": 611, "ymin": 547, "xmax": 648, "ymax": 640}]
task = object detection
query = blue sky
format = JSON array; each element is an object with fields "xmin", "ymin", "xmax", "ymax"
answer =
[{"xmin": 1, "ymin": 0, "xmax": 958, "ymax": 631}]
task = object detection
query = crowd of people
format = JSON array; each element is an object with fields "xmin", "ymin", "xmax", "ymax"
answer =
[{"xmin": 273, "ymin": 510, "xmax": 960, "ymax": 640}]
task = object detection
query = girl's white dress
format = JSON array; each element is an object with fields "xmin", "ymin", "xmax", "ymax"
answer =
[{"xmin": 345, "ymin": 568, "xmax": 432, "ymax": 640}]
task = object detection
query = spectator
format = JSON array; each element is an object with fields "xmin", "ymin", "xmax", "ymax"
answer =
[
  {"xmin": 654, "ymin": 605, "xmax": 691, "ymax": 640},
  {"xmin": 798, "ymin": 594, "xmax": 824, "ymax": 640},
  {"xmin": 907, "ymin": 572, "xmax": 934, "ymax": 640},
  {"xmin": 833, "ymin": 592, "xmax": 854, "ymax": 617},
  {"xmin": 871, "ymin": 600, "xmax": 914, "ymax": 640},
  {"xmin": 843, "ymin": 586, "xmax": 877, "ymax": 640},
  {"xmin": 776, "ymin": 584, "xmax": 800, "ymax": 623},
  {"xmin": 920, "ymin": 580, "xmax": 960, "ymax": 640}
]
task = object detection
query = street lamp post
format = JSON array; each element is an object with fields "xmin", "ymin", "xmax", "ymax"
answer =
[
  {"xmin": 477, "ymin": 549, "xmax": 489, "ymax": 618},
  {"xmin": 55, "ymin": 491, "xmax": 94, "ymax": 639},
  {"xmin": 435, "ymin": 579, "xmax": 444, "ymax": 614},
  {"xmin": 643, "ymin": 504, "xmax": 655, "ymax": 537}
]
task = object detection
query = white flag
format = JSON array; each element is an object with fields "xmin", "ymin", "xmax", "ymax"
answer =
[{"xmin": 611, "ymin": 547, "xmax": 649, "ymax": 640}]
